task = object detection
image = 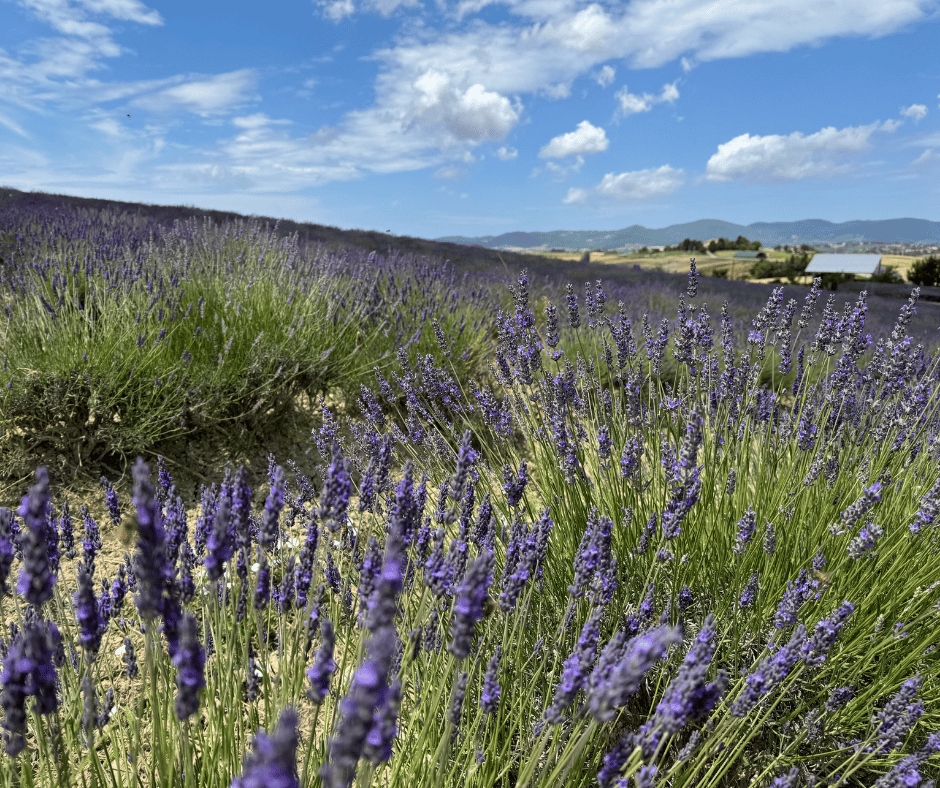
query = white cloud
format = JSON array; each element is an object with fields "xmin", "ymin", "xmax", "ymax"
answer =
[
  {"xmin": 680, "ymin": 56, "xmax": 695, "ymax": 72},
  {"xmin": 495, "ymin": 146, "xmax": 517, "ymax": 160},
  {"xmin": 705, "ymin": 121, "xmax": 892, "ymax": 182},
  {"xmin": 538, "ymin": 120, "xmax": 608, "ymax": 159},
  {"xmin": 404, "ymin": 69, "xmax": 522, "ymax": 141},
  {"xmin": 594, "ymin": 65, "xmax": 615, "ymax": 87},
  {"xmin": 911, "ymin": 149, "xmax": 935, "ymax": 166},
  {"xmin": 132, "ymin": 70, "xmax": 260, "ymax": 117},
  {"xmin": 901, "ymin": 104, "xmax": 928, "ymax": 122},
  {"xmin": 564, "ymin": 164, "xmax": 684, "ymax": 204},
  {"xmin": 613, "ymin": 81, "xmax": 679, "ymax": 116},
  {"xmin": 0, "ymin": 112, "xmax": 30, "ymax": 138}
]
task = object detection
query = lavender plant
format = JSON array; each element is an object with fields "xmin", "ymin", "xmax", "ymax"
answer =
[{"xmin": 0, "ymin": 205, "xmax": 938, "ymax": 788}]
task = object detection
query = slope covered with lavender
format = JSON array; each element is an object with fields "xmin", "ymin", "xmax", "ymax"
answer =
[{"xmin": 0, "ymin": 200, "xmax": 938, "ymax": 787}]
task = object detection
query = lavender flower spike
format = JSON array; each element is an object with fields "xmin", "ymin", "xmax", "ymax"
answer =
[
  {"xmin": 636, "ymin": 614, "xmax": 728, "ymax": 757},
  {"xmin": 586, "ymin": 623, "xmax": 684, "ymax": 723},
  {"xmin": 16, "ymin": 467, "xmax": 56, "ymax": 609},
  {"xmin": 172, "ymin": 613, "xmax": 206, "ymax": 722},
  {"xmin": 449, "ymin": 550, "xmax": 495, "ymax": 660},
  {"xmin": 230, "ymin": 707, "xmax": 300, "ymax": 788},
  {"xmin": 306, "ymin": 618, "xmax": 336, "ymax": 705},
  {"xmin": 319, "ymin": 443, "xmax": 352, "ymax": 533}
]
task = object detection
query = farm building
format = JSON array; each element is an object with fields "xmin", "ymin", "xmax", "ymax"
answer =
[
  {"xmin": 803, "ymin": 253, "xmax": 885, "ymax": 277},
  {"xmin": 733, "ymin": 251, "xmax": 767, "ymax": 260}
]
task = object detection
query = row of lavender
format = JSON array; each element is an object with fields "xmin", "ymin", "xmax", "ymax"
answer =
[{"xmin": 0, "ymin": 199, "xmax": 939, "ymax": 786}]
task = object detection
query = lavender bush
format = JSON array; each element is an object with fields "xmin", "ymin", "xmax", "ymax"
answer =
[{"xmin": 0, "ymin": 202, "xmax": 938, "ymax": 787}]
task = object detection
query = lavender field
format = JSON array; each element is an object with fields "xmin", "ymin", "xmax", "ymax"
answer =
[{"xmin": 0, "ymin": 196, "xmax": 939, "ymax": 788}]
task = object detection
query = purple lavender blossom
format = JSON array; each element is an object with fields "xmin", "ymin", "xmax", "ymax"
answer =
[
  {"xmin": 321, "ymin": 627, "xmax": 398, "ymax": 788},
  {"xmin": 569, "ymin": 509, "xmax": 614, "ymax": 600},
  {"xmin": 546, "ymin": 603, "xmax": 607, "ymax": 724},
  {"xmin": 774, "ymin": 568, "xmax": 813, "ymax": 630},
  {"xmin": 502, "ymin": 461, "xmax": 529, "ymax": 508},
  {"xmin": 259, "ymin": 464, "xmax": 286, "ymax": 549},
  {"xmin": 364, "ymin": 676, "xmax": 402, "ymax": 765},
  {"xmin": 254, "ymin": 551, "xmax": 271, "ymax": 610},
  {"xmin": 565, "ymin": 283, "xmax": 581, "ymax": 329},
  {"xmin": 204, "ymin": 489, "xmax": 234, "ymax": 583},
  {"xmin": 130, "ymin": 458, "xmax": 172, "ymax": 624},
  {"xmin": 636, "ymin": 615, "xmax": 728, "ymax": 756},
  {"xmin": 172, "ymin": 613, "xmax": 205, "ymax": 722},
  {"xmin": 731, "ymin": 625, "xmax": 808, "ymax": 717},
  {"xmin": 73, "ymin": 559, "xmax": 104, "ymax": 661},
  {"xmin": 910, "ymin": 477, "xmax": 940, "ymax": 535},
  {"xmin": 0, "ymin": 508, "xmax": 14, "ymax": 599},
  {"xmin": 733, "ymin": 507, "xmax": 757, "ymax": 555},
  {"xmin": 101, "ymin": 476, "xmax": 122, "ymax": 529},
  {"xmin": 424, "ymin": 527, "xmax": 453, "ymax": 599},
  {"xmin": 319, "ymin": 444, "xmax": 352, "ymax": 533},
  {"xmin": 739, "ymin": 572, "xmax": 760, "ymax": 610},
  {"xmin": 769, "ymin": 767, "xmax": 800, "ymax": 788},
  {"xmin": 450, "ymin": 430, "xmax": 477, "ymax": 506},
  {"xmin": 848, "ymin": 522, "xmax": 884, "ymax": 560},
  {"xmin": 825, "ymin": 685, "xmax": 854, "ymax": 713},
  {"xmin": 480, "ymin": 646, "xmax": 502, "ymax": 714},
  {"xmin": 802, "ymin": 601, "xmax": 854, "ymax": 666},
  {"xmin": 231, "ymin": 707, "xmax": 300, "ymax": 788},
  {"xmin": 872, "ymin": 675, "xmax": 924, "ymax": 754},
  {"xmin": 873, "ymin": 731, "xmax": 940, "ymax": 788},
  {"xmin": 81, "ymin": 505, "xmax": 102, "ymax": 571},
  {"xmin": 545, "ymin": 301, "xmax": 560, "ymax": 347},
  {"xmin": 16, "ymin": 467, "xmax": 57, "ymax": 609},
  {"xmin": 306, "ymin": 618, "xmax": 336, "ymax": 705},
  {"xmin": 122, "ymin": 636, "xmax": 138, "ymax": 679},
  {"xmin": 763, "ymin": 521, "xmax": 776, "ymax": 555},
  {"xmin": 449, "ymin": 550, "xmax": 495, "ymax": 659},
  {"xmin": 585, "ymin": 623, "xmax": 683, "ymax": 723},
  {"xmin": 840, "ymin": 482, "xmax": 883, "ymax": 533},
  {"xmin": 0, "ymin": 609, "xmax": 61, "ymax": 756}
]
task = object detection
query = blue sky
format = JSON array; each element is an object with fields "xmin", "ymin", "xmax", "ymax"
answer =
[{"xmin": 1, "ymin": 0, "xmax": 939, "ymax": 242}]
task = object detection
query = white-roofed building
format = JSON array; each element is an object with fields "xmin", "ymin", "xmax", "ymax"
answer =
[{"xmin": 803, "ymin": 253, "xmax": 885, "ymax": 277}]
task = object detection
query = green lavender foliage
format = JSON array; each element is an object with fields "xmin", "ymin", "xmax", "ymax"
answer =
[{"xmin": 0, "ymin": 203, "xmax": 938, "ymax": 788}]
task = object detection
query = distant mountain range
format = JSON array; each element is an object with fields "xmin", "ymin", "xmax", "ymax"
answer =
[{"xmin": 434, "ymin": 218, "xmax": 940, "ymax": 250}]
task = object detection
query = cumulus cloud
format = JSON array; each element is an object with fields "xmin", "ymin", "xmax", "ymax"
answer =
[
  {"xmin": 901, "ymin": 104, "xmax": 927, "ymax": 122},
  {"xmin": 705, "ymin": 121, "xmax": 894, "ymax": 182},
  {"xmin": 564, "ymin": 164, "xmax": 685, "ymax": 204},
  {"xmin": 613, "ymin": 81, "xmax": 680, "ymax": 117},
  {"xmin": 495, "ymin": 146, "xmax": 517, "ymax": 160},
  {"xmin": 538, "ymin": 120, "xmax": 609, "ymax": 159},
  {"xmin": 404, "ymin": 69, "xmax": 522, "ymax": 141},
  {"xmin": 594, "ymin": 65, "xmax": 615, "ymax": 87}
]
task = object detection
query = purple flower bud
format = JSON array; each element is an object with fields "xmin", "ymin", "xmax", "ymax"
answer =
[
  {"xmin": 306, "ymin": 618, "xmax": 336, "ymax": 705},
  {"xmin": 0, "ymin": 508, "xmax": 15, "ymax": 599},
  {"xmin": 802, "ymin": 601, "xmax": 854, "ymax": 666},
  {"xmin": 319, "ymin": 444, "xmax": 351, "ymax": 533},
  {"xmin": 16, "ymin": 467, "xmax": 56, "ymax": 609},
  {"xmin": 565, "ymin": 284, "xmax": 581, "ymax": 329},
  {"xmin": 731, "ymin": 625, "xmax": 807, "ymax": 717},
  {"xmin": 101, "ymin": 476, "xmax": 122, "ymax": 529},
  {"xmin": 841, "ymin": 482, "xmax": 882, "ymax": 532},
  {"xmin": 739, "ymin": 572, "xmax": 760, "ymax": 610},
  {"xmin": 130, "ymin": 459, "xmax": 172, "ymax": 624},
  {"xmin": 321, "ymin": 627, "xmax": 397, "ymax": 788},
  {"xmin": 848, "ymin": 522, "xmax": 883, "ymax": 560},
  {"xmin": 259, "ymin": 464, "xmax": 286, "ymax": 549},
  {"xmin": 254, "ymin": 551, "xmax": 271, "ymax": 610},
  {"xmin": 910, "ymin": 477, "xmax": 940, "ymax": 535},
  {"xmin": 449, "ymin": 551, "xmax": 495, "ymax": 660},
  {"xmin": 480, "ymin": 646, "xmax": 502, "ymax": 714},
  {"xmin": 73, "ymin": 559, "xmax": 104, "ymax": 662},
  {"xmin": 872, "ymin": 675, "xmax": 924, "ymax": 754},
  {"xmin": 502, "ymin": 461, "xmax": 529, "ymax": 508},
  {"xmin": 363, "ymin": 676, "xmax": 402, "ymax": 765},
  {"xmin": 122, "ymin": 636, "xmax": 138, "ymax": 679},
  {"xmin": 545, "ymin": 302, "xmax": 560, "ymax": 348},
  {"xmin": 231, "ymin": 706, "xmax": 300, "ymax": 788},
  {"xmin": 204, "ymin": 489, "xmax": 234, "ymax": 583},
  {"xmin": 825, "ymin": 685, "xmax": 854, "ymax": 713},
  {"xmin": 547, "ymin": 603, "xmax": 607, "ymax": 724},
  {"xmin": 0, "ymin": 609, "xmax": 60, "ymax": 756},
  {"xmin": 733, "ymin": 507, "xmax": 757, "ymax": 555},
  {"xmin": 586, "ymin": 623, "xmax": 683, "ymax": 723},
  {"xmin": 172, "ymin": 613, "xmax": 205, "ymax": 722}
]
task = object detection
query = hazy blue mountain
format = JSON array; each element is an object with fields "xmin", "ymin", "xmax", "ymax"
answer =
[{"xmin": 434, "ymin": 218, "xmax": 940, "ymax": 250}]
